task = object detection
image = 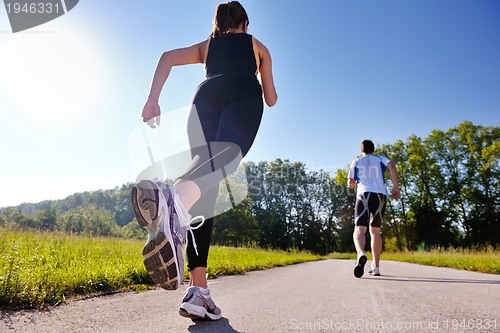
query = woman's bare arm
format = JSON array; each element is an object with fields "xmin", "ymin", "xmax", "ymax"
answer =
[
  {"xmin": 142, "ymin": 41, "xmax": 208, "ymax": 126},
  {"xmin": 147, "ymin": 41, "xmax": 207, "ymax": 103},
  {"xmin": 253, "ymin": 37, "xmax": 277, "ymax": 107}
]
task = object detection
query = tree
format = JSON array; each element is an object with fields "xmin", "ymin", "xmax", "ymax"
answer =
[
  {"xmin": 246, "ymin": 160, "xmax": 293, "ymax": 249},
  {"xmin": 56, "ymin": 205, "xmax": 119, "ymax": 236},
  {"xmin": 121, "ymin": 220, "xmax": 147, "ymax": 239},
  {"xmin": 212, "ymin": 197, "xmax": 259, "ymax": 246},
  {"xmin": 34, "ymin": 206, "xmax": 58, "ymax": 231},
  {"xmin": 454, "ymin": 122, "xmax": 500, "ymax": 245}
]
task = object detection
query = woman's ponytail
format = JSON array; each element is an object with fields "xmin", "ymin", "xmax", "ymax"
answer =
[{"xmin": 210, "ymin": 1, "xmax": 249, "ymax": 38}]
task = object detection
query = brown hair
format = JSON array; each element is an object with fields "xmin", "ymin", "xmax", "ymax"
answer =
[
  {"xmin": 361, "ymin": 140, "xmax": 375, "ymax": 154},
  {"xmin": 210, "ymin": 1, "xmax": 249, "ymax": 38}
]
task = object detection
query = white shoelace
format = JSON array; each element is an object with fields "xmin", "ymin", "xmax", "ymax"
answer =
[{"xmin": 184, "ymin": 215, "xmax": 205, "ymax": 256}]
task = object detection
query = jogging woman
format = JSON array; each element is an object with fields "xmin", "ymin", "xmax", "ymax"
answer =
[{"xmin": 131, "ymin": 1, "xmax": 277, "ymax": 321}]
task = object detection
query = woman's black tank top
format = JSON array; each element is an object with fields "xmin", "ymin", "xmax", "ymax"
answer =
[{"xmin": 205, "ymin": 33, "xmax": 257, "ymax": 79}]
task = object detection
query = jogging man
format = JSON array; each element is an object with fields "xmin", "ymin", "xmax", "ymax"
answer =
[{"xmin": 347, "ymin": 139, "xmax": 400, "ymax": 278}]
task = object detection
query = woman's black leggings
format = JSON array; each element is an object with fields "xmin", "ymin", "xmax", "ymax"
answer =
[{"xmin": 183, "ymin": 73, "xmax": 263, "ymax": 270}]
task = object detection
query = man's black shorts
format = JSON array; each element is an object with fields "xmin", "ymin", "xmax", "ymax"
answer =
[{"xmin": 354, "ymin": 192, "xmax": 387, "ymax": 228}]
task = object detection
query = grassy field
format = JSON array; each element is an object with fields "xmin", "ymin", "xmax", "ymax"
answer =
[
  {"xmin": 0, "ymin": 228, "xmax": 321, "ymax": 309},
  {"xmin": 1, "ymin": 228, "xmax": 499, "ymax": 310},
  {"xmin": 383, "ymin": 247, "xmax": 500, "ymax": 274},
  {"xmin": 327, "ymin": 247, "xmax": 500, "ymax": 274}
]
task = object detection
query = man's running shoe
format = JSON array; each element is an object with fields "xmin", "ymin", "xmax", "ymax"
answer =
[
  {"xmin": 179, "ymin": 286, "xmax": 222, "ymax": 321},
  {"xmin": 369, "ymin": 266, "xmax": 381, "ymax": 276},
  {"xmin": 354, "ymin": 253, "xmax": 367, "ymax": 278}
]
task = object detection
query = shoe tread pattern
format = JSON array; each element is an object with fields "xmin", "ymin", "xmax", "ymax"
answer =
[
  {"xmin": 131, "ymin": 182, "xmax": 159, "ymax": 227},
  {"xmin": 142, "ymin": 232, "xmax": 179, "ymax": 290},
  {"xmin": 354, "ymin": 255, "xmax": 367, "ymax": 278}
]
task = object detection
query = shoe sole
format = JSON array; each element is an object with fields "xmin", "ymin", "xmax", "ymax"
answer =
[
  {"xmin": 179, "ymin": 308, "xmax": 210, "ymax": 321},
  {"xmin": 354, "ymin": 255, "xmax": 367, "ymax": 278},
  {"xmin": 131, "ymin": 181, "xmax": 181, "ymax": 290},
  {"xmin": 142, "ymin": 232, "xmax": 180, "ymax": 290},
  {"xmin": 179, "ymin": 303, "xmax": 222, "ymax": 321},
  {"xmin": 131, "ymin": 182, "xmax": 159, "ymax": 228}
]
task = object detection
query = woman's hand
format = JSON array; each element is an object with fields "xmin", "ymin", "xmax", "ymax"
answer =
[{"xmin": 142, "ymin": 100, "xmax": 161, "ymax": 128}]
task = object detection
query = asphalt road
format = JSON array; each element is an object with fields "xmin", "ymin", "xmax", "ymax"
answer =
[{"xmin": 1, "ymin": 259, "xmax": 499, "ymax": 333}]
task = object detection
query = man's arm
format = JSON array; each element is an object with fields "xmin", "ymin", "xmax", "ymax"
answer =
[
  {"xmin": 387, "ymin": 161, "xmax": 400, "ymax": 200},
  {"xmin": 347, "ymin": 160, "xmax": 356, "ymax": 189}
]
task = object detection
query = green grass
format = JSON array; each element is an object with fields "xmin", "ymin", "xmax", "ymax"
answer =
[
  {"xmin": 326, "ymin": 247, "xmax": 500, "ymax": 275},
  {"xmin": 382, "ymin": 247, "xmax": 500, "ymax": 274},
  {"xmin": 0, "ymin": 228, "xmax": 321, "ymax": 309},
  {"xmin": 207, "ymin": 246, "xmax": 320, "ymax": 278},
  {"xmin": 0, "ymin": 228, "xmax": 151, "ymax": 309}
]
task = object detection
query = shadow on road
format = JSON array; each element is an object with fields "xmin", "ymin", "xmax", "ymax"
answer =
[
  {"xmin": 188, "ymin": 317, "xmax": 243, "ymax": 333},
  {"xmin": 364, "ymin": 275, "xmax": 500, "ymax": 285}
]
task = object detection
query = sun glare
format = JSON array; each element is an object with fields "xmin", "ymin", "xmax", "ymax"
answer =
[{"xmin": 1, "ymin": 31, "xmax": 103, "ymax": 120}]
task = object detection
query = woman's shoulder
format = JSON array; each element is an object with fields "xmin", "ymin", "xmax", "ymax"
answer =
[
  {"xmin": 250, "ymin": 35, "xmax": 268, "ymax": 47},
  {"xmin": 251, "ymin": 37, "xmax": 271, "ymax": 56}
]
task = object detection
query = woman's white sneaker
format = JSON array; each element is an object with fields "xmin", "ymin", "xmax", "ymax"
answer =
[
  {"xmin": 179, "ymin": 286, "xmax": 222, "ymax": 321},
  {"xmin": 131, "ymin": 180, "xmax": 181, "ymax": 290}
]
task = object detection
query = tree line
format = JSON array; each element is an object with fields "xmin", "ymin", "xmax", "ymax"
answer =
[
  {"xmin": 1, "ymin": 121, "xmax": 498, "ymax": 254},
  {"xmin": 0, "ymin": 183, "xmax": 144, "ymax": 239}
]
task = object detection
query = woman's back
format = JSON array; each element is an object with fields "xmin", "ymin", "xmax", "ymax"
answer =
[{"xmin": 205, "ymin": 33, "xmax": 257, "ymax": 79}]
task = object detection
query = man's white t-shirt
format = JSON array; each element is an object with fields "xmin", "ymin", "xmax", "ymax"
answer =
[{"xmin": 348, "ymin": 154, "xmax": 391, "ymax": 195}]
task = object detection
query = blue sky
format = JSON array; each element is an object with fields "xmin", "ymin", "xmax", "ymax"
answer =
[{"xmin": 0, "ymin": 0, "xmax": 499, "ymax": 207}]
